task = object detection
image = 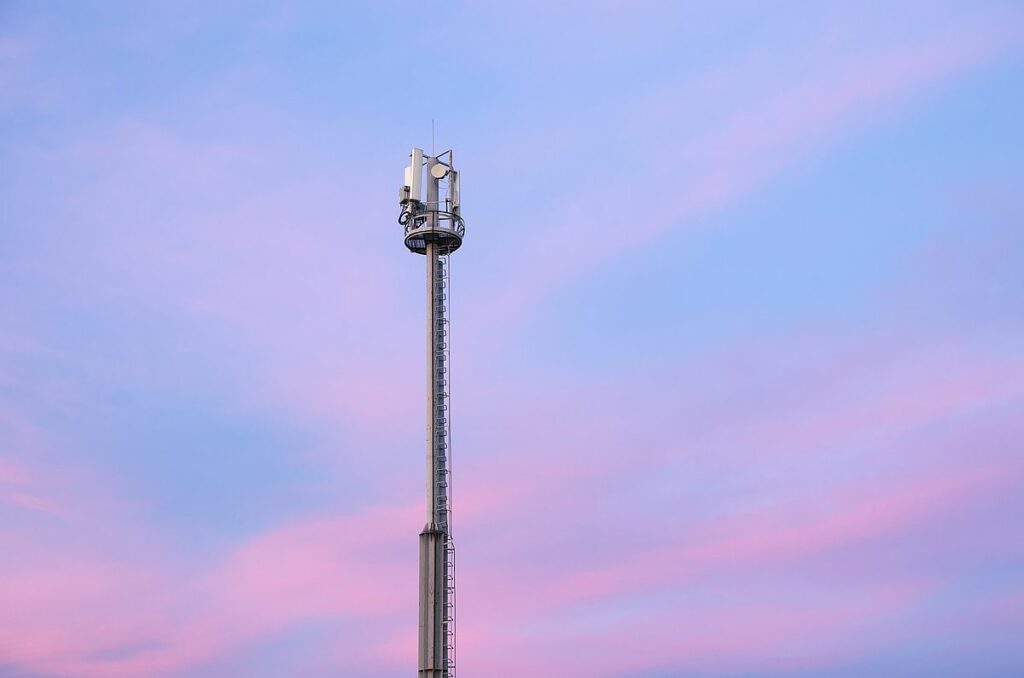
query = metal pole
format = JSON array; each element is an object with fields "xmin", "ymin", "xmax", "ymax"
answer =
[{"xmin": 424, "ymin": 242, "xmax": 439, "ymax": 525}]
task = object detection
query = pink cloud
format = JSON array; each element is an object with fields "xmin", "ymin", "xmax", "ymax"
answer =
[
  {"xmin": 0, "ymin": 452, "xmax": 76, "ymax": 518},
  {"xmin": 545, "ymin": 463, "xmax": 1017, "ymax": 608},
  {"xmin": 453, "ymin": 579, "xmax": 931, "ymax": 677},
  {"xmin": 451, "ymin": 332, "xmax": 1024, "ymax": 536},
  {"xmin": 6, "ymin": 306, "xmax": 1016, "ymax": 676},
  {"xmin": 0, "ymin": 499, "xmax": 422, "ymax": 677}
]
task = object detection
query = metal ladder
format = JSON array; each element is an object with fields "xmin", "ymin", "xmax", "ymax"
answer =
[
  {"xmin": 433, "ymin": 252, "xmax": 457, "ymax": 677},
  {"xmin": 444, "ymin": 538, "xmax": 457, "ymax": 677}
]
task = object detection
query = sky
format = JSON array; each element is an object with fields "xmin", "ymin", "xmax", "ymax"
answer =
[{"xmin": 1, "ymin": 1, "xmax": 1023, "ymax": 676}]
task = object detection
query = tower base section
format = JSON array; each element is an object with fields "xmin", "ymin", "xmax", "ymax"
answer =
[{"xmin": 419, "ymin": 525, "xmax": 448, "ymax": 676}]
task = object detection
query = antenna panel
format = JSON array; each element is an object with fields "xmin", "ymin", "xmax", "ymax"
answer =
[
  {"xmin": 450, "ymin": 170, "xmax": 460, "ymax": 211},
  {"xmin": 408, "ymin": 148, "xmax": 424, "ymax": 203}
]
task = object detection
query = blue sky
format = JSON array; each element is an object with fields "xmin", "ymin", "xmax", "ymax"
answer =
[{"xmin": 2, "ymin": 2, "xmax": 1023, "ymax": 676}]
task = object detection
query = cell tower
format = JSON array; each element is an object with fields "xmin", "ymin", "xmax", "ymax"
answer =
[{"xmin": 399, "ymin": 147, "xmax": 464, "ymax": 678}]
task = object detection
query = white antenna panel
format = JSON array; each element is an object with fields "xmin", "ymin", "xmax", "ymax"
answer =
[{"xmin": 408, "ymin": 148, "xmax": 424, "ymax": 203}]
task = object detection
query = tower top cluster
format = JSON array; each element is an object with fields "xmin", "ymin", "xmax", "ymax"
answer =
[{"xmin": 399, "ymin": 148, "xmax": 465, "ymax": 255}]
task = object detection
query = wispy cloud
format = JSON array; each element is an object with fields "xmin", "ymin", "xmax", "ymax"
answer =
[{"xmin": 472, "ymin": 7, "xmax": 1024, "ymax": 330}]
